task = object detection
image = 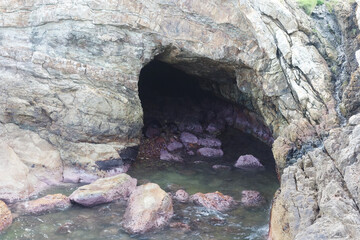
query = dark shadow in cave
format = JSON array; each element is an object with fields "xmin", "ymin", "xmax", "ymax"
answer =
[{"xmin": 137, "ymin": 59, "xmax": 276, "ymax": 170}]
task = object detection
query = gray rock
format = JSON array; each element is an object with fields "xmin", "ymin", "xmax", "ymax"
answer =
[
  {"xmin": 197, "ymin": 148, "xmax": 224, "ymax": 158},
  {"xmin": 234, "ymin": 155, "xmax": 264, "ymax": 169},
  {"xmin": 180, "ymin": 132, "xmax": 198, "ymax": 145},
  {"xmin": 69, "ymin": 174, "xmax": 137, "ymax": 207},
  {"xmin": 122, "ymin": 183, "xmax": 173, "ymax": 234}
]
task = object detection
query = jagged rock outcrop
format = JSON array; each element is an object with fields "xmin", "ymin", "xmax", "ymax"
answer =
[
  {"xmin": 0, "ymin": 0, "xmax": 359, "ymax": 238},
  {"xmin": 270, "ymin": 113, "xmax": 360, "ymax": 240},
  {"xmin": 0, "ymin": 0, "xmax": 339, "ymax": 179}
]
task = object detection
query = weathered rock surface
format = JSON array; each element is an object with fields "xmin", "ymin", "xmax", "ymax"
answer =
[
  {"xmin": 69, "ymin": 174, "xmax": 137, "ymax": 207},
  {"xmin": 270, "ymin": 113, "xmax": 360, "ymax": 240},
  {"xmin": 14, "ymin": 194, "xmax": 71, "ymax": 215},
  {"xmin": 190, "ymin": 191, "xmax": 236, "ymax": 212},
  {"xmin": 0, "ymin": 0, "xmax": 359, "ymax": 237},
  {"xmin": 240, "ymin": 190, "xmax": 265, "ymax": 207},
  {"xmin": 122, "ymin": 183, "xmax": 173, "ymax": 234},
  {"xmin": 234, "ymin": 154, "xmax": 264, "ymax": 169},
  {"xmin": 0, "ymin": 200, "xmax": 12, "ymax": 232},
  {"xmin": 0, "ymin": 124, "xmax": 63, "ymax": 203},
  {"xmin": 173, "ymin": 189, "xmax": 189, "ymax": 203}
]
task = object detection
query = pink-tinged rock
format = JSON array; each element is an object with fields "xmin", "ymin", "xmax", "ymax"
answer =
[
  {"xmin": 69, "ymin": 174, "xmax": 137, "ymax": 207},
  {"xmin": 14, "ymin": 194, "xmax": 71, "ymax": 215},
  {"xmin": 167, "ymin": 141, "xmax": 183, "ymax": 152},
  {"xmin": 234, "ymin": 154, "xmax": 264, "ymax": 169},
  {"xmin": 198, "ymin": 137, "xmax": 222, "ymax": 148},
  {"xmin": 0, "ymin": 200, "xmax": 12, "ymax": 232},
  {"xmin": 174, "ymin": 189, "xmax": 189, "ymax": 203},
  {"xmin": 180, "ymin": 132, "xmax": 198, "ymax": 144},
  {"xmin": 190, "ymin": 191, "xmax": 236, "ymax": 212},
  {"xmin": 160, "ymin": 150, "xmax": 183, "ymax": 162},
  {"xmin": 123, "ymin": 183, "xmax": 173, "ymax": 234},
  {"xmin": 63, "ymin": 167, "xmax": 99, "ymax": 184},
  {"xmin": 212, "ymin": 165, "xmax": 231, "ymax": 170},
  {"xmin": 197, "ymin": 148, "xmax": 223, "ymax": 157},
  {"xmin": 241, "ymin": 190, "xmax": 266, "ymax": 207}
]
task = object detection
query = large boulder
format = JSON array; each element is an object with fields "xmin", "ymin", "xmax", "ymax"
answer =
[
  {"xmin": 14, "ymin": 194, "xmax": 71, "ymax": 215},
  {"xmin": 0, "ymin": 200, "xmax": 12, "ymax": 232},
  {"xmin": 69, "ymin": 174, "xmax": 137, "ymax": 207},
  {"xmin": 123, "ymin": 183, "xmax": 173, "ymax": 234},
  {"xmin": 190, "ymin": 191, "xmax": 236, "ymax": 212},
  {"xmin": 0, "ymin": 124, "xmax": 63, "ymax": 202}
]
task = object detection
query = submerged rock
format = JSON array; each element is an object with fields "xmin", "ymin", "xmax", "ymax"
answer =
[
  {"xmin": 0, "ymin": 200, "xmax": 12, "ymax": 232},
  {"xmin": 169, "ymin": 222, "xmax": 191, "ymax": 232},
  {"xmin": 190, "ymin": 191, "xmax": 236, "ymax": 212},
  {"xmin": 160, "ymin": 149, "xmax": 183, "ymax": 162},
  {"xmin": 69, "ymin": 174, "xmax": 137, "ymax": 207},
  {"xmin": 174, "ymin": 189, "xmax": 189, "ymax": 203},
  {"xmin": 234, "ymin": 155, "xmax": 264, "ymax": 169},
  {"xmin": 240, "ymin": 190, "xmax": 265, "ymax": 207},
  {"xmin": 122, "ymin": 183, "xmax": 173, "ymax": 234},
  {"xmin": 14, "ymin": 194, "xmax": 71, "ymax": 215},
  {"xmin": 212, "ymin": 165, "xmax": 231, "ymax": 170},
  {"xmin": 197, "ymin": 148, "xmax": 223, "ymax": 158}
]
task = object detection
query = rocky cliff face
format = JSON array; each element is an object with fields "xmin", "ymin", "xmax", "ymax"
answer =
[{"xmin": 0, "ymin": 0, "xmax": 359, "ymax": 238}]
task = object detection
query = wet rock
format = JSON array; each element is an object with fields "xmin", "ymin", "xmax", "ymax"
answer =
[
  {"xmin": 190, "ymin": 191, "xmax": 236, "ymax": 212},
  {"xmin": 14, "ymin": 194, "xmax": 71, "ymax": 215},
  {"xmin": 234, "ymin": 155, "xmax": 264, "ymax": 169},
  {"xmin": 198, "ymin": 137, "xmax": 222, "ymax": 148},
  {"xmin": 166, "ymin": 183, "xmax": 183, "ymax": 192},
  {"xmin": 69, "ymin": 174, "xmax": 137, "ymax": 207},
  {"xmin": 174, "ymin": 189, "xmax": 189, "ymax": 203},
  {"xmin": 123, "ymin": 183, "xmax": 173, "ymax": 234},
  {"xmin": 212, "ymin": 165, "xmax": 231, "ymax": 170},
  {"xmin": 63, "ymin": 167, "xmax": 99, "ymax": 184},
  {"xmin": 95, "ymin": 158, "xmax": 125, "ymax": 171},
  {"xmin": 56, "ymin": 222, "xmax": 75, "ymax": 235},
  {"xmin": 240, "ymin": 190, "xmax": 265, "ymax": 207},
  {"xmin": 167, "ymin": 141, "xmax": 183, "ymax": 152},
  {"xmin": 197, "ymin": 148, "xmax": 224, "ymax": 158},
  {"xmin": 169, "ymin": 222, "xmax": 191, "ymax": 232},
  {"xmin": 119, "ymin": 146, "xmax": 139, "ymax": 162},
  {"xmin": 0, "ymin": 200, "xmax": 12, "ymax": 232},
  {"xmin": 180, "ymin": 132, "xmax": 198, "ymax": 144},
  {"xmin": 160, "ymin": 149, "xmax": 183, "ymax": 162}
]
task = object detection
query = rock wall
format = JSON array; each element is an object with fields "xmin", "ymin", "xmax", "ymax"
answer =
[{"xmin": 0, "ymin": 0, "xmax": 359, "ymax": 238}]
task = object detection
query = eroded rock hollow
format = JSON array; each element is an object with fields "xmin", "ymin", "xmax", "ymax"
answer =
[{"xmin": 0, "ymin": 0, "xmax": 360, "ymax": 239}]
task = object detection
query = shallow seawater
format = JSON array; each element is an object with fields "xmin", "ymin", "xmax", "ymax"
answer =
[{"xmin": 1, "ymin": 129, "xmax": 279, "ymax": 240}]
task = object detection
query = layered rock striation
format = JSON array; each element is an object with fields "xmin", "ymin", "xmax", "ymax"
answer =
[{"xmin": 0, "ymin": 0, "xmax": 359, "ymax": 238}]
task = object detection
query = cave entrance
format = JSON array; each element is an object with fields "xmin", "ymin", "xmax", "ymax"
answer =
[
  {"xmin": 132, "ymin": 59, "xmax": 279, "ymax": 238},
  {"xmin": 136, "ymin": 59, "xmax": 276, "ymax": 168}
]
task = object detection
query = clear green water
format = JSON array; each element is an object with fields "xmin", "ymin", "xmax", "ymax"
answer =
[{"xmin": 1, "ymin": 129, "xmax": 279, "ymax": 240}]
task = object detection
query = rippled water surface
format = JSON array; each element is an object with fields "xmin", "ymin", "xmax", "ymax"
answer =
[{"xmin": 1, "ymin": 129, "xmax": 279, "ymax": 240}]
